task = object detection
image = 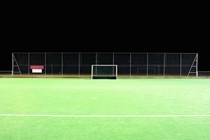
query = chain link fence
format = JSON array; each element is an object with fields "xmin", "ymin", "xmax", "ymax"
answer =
[{"xmin": 12, "ymin": 52, "xmax": 198, "ymax": 77}]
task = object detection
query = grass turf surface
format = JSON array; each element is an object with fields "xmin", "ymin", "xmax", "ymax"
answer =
[{"xmin": 0, "ymin": 78, "xmax": 210, "ymax": 140}]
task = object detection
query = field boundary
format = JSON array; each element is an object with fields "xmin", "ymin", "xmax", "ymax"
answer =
[
  {"xmin": 0, "ymin": 74, "xmax": 208, "ymax": 79},
  {"xmin": 1, "ymin": 114, "xmax": 210, "ymax": 118}
]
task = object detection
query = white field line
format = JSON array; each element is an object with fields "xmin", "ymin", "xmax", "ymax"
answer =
[{"xmin": 0, "ymin": 114, "xmax": 210, "ymax": 118}]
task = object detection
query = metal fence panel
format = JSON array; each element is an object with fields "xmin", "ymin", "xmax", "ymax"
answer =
[{"xmin": 12, "ymin": 52, "xmax": 198, "ymax": 77}]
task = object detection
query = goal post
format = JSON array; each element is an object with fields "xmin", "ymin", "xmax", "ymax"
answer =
[{"xmin": 91, "ymin": 65, "xmax": 118, "ymax": 79}]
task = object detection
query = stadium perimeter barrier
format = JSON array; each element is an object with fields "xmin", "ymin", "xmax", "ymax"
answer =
[{"xmin": 11, "ymin": 52, "xmax": 199, "ymax": 78}]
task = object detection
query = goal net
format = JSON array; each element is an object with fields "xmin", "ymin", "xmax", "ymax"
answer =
[{"xmin": 91, "ymin": 65, "xmax": 118, "ymax": 79}]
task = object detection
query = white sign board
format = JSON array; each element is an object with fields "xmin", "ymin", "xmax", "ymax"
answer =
[{"xmin": 32, "ymin": 69, "xmax": 42, "ymax": 73}]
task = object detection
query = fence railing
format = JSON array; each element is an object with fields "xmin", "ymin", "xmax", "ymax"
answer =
[
  {"xmin": 12, "ymin": 52, "xmax": 199, "ymax": 77},
  {"xmin": 198, "ymin": 71, "xmax": 210, "ymax": 77}
]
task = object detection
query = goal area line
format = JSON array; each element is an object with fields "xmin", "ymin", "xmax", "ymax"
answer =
[{"xmin": 1, "ymin": 114, "xmax": 210, "ymax": 118}]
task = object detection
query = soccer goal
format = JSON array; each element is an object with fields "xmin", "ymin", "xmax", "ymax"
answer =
[{"xmin": 91, "ymin": 65, "xmax": 118, "ymax": 79}]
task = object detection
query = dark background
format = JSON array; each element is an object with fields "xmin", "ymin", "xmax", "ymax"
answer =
[{"xmin": 1, "ymin": 10, "xmax": 209, "ymax": 71}]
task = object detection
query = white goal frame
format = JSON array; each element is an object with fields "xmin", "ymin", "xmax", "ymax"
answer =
[{"xmin": 91, "ymin": 65, "xmax": 118, "ymax": 79}]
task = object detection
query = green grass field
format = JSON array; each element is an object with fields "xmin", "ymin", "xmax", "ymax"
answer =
[{"xmin": 0, "ymin": 78, "xmax": 210, "ymax": 140}]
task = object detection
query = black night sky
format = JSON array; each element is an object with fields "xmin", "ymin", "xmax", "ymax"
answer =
[{"xmin": 1, "ymin": 10, "xmax": 209, "ymax": 71}]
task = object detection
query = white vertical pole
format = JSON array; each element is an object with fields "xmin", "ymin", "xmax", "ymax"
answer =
[
  {"xmin": 116, "ymin": 65, "xmax": 118, "ymax": 79},
  {"xmin": 91, "ymin": 65, "xmax": 93, "ymax": 79},
  {"xmin": 113, "ymin": 53, "xmax": 115, "ymax": 77},
  {"xmin": 180, "ymin": 53, "xmax": 182, "ymax": 77},
  {"xmin": 147, "ymin": 53, "xmax": 148, "ymax": 76},
  {"xmin": 163, "ymin": 53, "xmax": 166, "ymax": 76},
  {"xmin": 11, "ymin": 53, "xmax": 14, "ymax": 75},
  {"xmin": 196, "ymin": 53, "xmax": 198, "ymax": 77},
  {"xmin": 61, "ymin": 52, "xmax": 63, "ymax": 75},
  {"xmin": 45, "ymin": 52, "xmax": 46, "ymax": 75},
  {"xmin": 130, "ymin": 53, "xmax": 132, "ymax": 77}
]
